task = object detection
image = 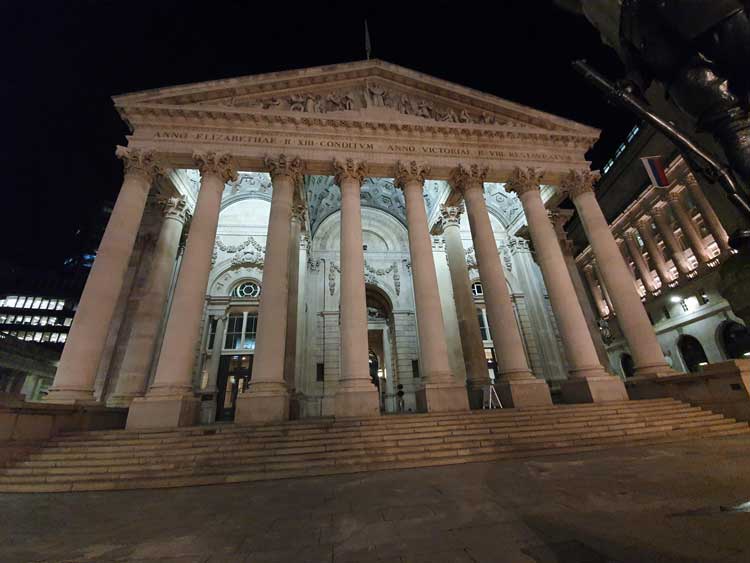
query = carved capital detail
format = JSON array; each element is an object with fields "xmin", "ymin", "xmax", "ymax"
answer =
[
  {"xmin": 448, "ymin": 163, "xmax": 489, "ymax": 194},
  {"xmin": 193, "ymin": 151, "xmax": 238, "ymax": 183},
  {"xmin": 162, "ymin": 195, "xmax": 190, "ymax": 224},
  {"xmin": 667, "ymin": 190, "xmax": 684, "ymax": 204},
  {"xmin": 393, "ymin": 161, "xmax": 431, "ymax": 190},
  {"xmin": 115, "ymin": 146, "xmax": 164, "ymax": 182},
  {"xmin": 636, "ymin": 215, "xmax": 653, "ymax": 230},
  {"xmin": 291, "ymin": 202, "xmax": 307, "ymax": 223},
  {"xmin": 505, "ymin": 167, "xmax": 544, "ymax": 196},
  {"xmin": 561, "ymin": 169, "xmax": 599, "ymax": 200},
  {"xmin": 651, "ymin": 204, "xmax": 669, "ymax": 219},
  {"xmin": 440, "ymin": 203, "xmax": 464, "ymax": 228},
  {"xmin": 264, "ymin": 154, "xmax": 304, "ymax": 187},
  {"xmin": 332, "ymin": 158, "xmax": 368, "ymax": 186}
]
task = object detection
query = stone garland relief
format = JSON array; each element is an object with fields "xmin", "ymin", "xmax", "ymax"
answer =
[
  {"xmin": 216, "ymin": 80, "xmax": 514, "ymax": 128},
  {"xmin": 327, "ymin": 261, "xmax": 401, "ymax": 297},
  {"xmin": 212, "ymin": 236, "xmax": 265, "ymax": 269}
]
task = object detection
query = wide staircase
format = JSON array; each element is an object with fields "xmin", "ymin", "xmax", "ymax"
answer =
[{"xmin": 1, "ymin": 398, "xmax": 747, "ymax": 493}]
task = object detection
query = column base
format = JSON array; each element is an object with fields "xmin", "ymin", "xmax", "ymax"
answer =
[
  {"xmin": 334, "ymin": 385, "xmax": 380, "ymax": 418},
  {"xmin": 561, "ymin": 376, "xmax": 628, "ymax": 404},
  {"xmin": 633, "ymin": 363, "xmax": 680, "ymax": 379},
  {"xmin": 106, "ymin": 393, "xmax": 143, "ymax": 408},
  {"xmin": 416, "ymin": 382, "xmax": 470, "ymax": 413},
  {"xmin": 126, "ymin": 394, "xmax": 200, "ymax": 430},
  {"xmin": 44, "ymin": 387, "xmax": 98, "ymax": 405},
  {"xmin": 235, "ymin": 390, "xmax": 290, "ymax": 424},
  {"xmin": 466, "ymin": 385, "xmax": 485, "ymax": 410},
  {"xmin": 494, "ymin": 378, "xmax": 552, "ymax": 408}
]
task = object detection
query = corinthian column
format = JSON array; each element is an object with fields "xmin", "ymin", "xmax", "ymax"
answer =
[
  {"xmin": 636, "ymin": 216, "xmax": 677, "ymax": 287},
  {"xmin": 583, "ymin": 264, "xmax": 609, "ymax": 318},
  {"xmin": 395, "ymin": 162, "xmax": 468, "ymax": 412},
  {"xmin": 507, "ymin": 168, "xmax": 625, "ymax": 403},
  {"xmin": 127, "ymin": 152, "xmax": 237, "ymax": 429},
  {"xmin": 652, "ymin": 204, "xmax": 694, "ymax": 277},
  {"xmin": 624, "ymin": 228, "xmax": 660, "ymax": 295},
  {"xmin": 440, "ymin": 204, "xmax": 489, "ymax": 408},
  {"xmin": 236, "ymin": 155, "xmax": 303, "ymax": 423},
  {"xmin": 283, "ymin": 203, "xmax": 305, "ymax": 393},
  {"xmin": 46, "ymin": 147, "xmax": 162, "ymax": 404},
  {"xmin": 332, "ymin": 159, "xmax": 380, "ymax": 417},
  {"xmin": 563, "ymin": 170, "xmax": 673, "ymax": 378},
  {"xmin": 685, "ymin": 173, "xmax": 732, "ymax": 254},
  {"xmin": 108, "ymin": 196, "xmax": 189, "ymax": 407},
  {"xmin": 449, "ymin": 164, "xmax": 551, "ymax": 407},
  {"xmin": 667, "ymin": 189, "xmax": 713, "ymax": 265}
]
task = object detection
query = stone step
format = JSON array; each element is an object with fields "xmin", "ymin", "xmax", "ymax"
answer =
[
  {"xmin": 4, "ymin": 417, "xmax": 744, "ymax": 480},
  {"xmin": 0, "ymin": 424, "xmax": 746, "ymax": 493},
  {"xmin": 41, "ymin": 404, "xmax": 708, "ymax": 452},
  {"xmin": 51, "ymin": 399, "xmax": 682, "ymax": 442},
  {"xmin": 27, "ymin": 410, "xmax": 721, "ymax": 461}
]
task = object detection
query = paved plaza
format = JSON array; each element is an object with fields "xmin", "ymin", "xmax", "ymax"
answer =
[{"xmin": 2, "ymin": 435, "xmax": 750, "ymax": 562}]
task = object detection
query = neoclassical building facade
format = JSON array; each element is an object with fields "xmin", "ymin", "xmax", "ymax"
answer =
[{"xmin": 44, "ymin": 60, "xmax": 679, "ymax": 428}]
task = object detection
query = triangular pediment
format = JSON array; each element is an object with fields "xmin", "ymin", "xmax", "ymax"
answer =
[{"xmin": 114, "ymin": 59, "xmax": 598, "ymax": 136}]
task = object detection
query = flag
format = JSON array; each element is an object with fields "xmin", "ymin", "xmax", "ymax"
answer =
[
  {"xmin": 365, "ymin": 20, "xmax": 372, "ymax": 60},
  {"xmin": 641, "ymin": 156, "xmax": 670, "ymax": 188}
]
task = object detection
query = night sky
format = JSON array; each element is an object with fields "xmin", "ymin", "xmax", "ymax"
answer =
[{"xmin": 2, "ymin": 0, "xmax": 634, "ymax": 270}]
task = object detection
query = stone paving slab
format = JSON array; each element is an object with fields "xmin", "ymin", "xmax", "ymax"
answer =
[{"xmin": 2, "ymin": 435, "xmax": 750, "ymax": 562}]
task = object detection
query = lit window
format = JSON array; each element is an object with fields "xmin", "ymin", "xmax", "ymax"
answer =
[
  {"xmin": 33, "ymin": 332, "xmax": 42, "ymax": 342},
  {"xmin": 0, "ymin": 315, "xmax": 5, "ymax": 324},
  {"xmin": 24, "ymin": 333, "xmax": 33, "ymax": 341},
  {"xmin": 32, "ymin": 297, "xmax": 42, "ymax": 309},
  {"xmin": 233, "ymin": 281, "xmax": 261, "ymax": 298},
  {"xmin": 55, "ymin": 301, "xmax": 64, "ymax": 311},
  {"xmin": 224, "ymin": 314, "xmax": 244, "ymax": 349},
  {"xmin": 23, "ymin": 316, "xmax": 31, "ymax": 324},
  {"xmin": 31, "ymin": 316, "xmax": 40, "ymax": 326},
  {"xmin": 41, "ymin": 299, "xmax": 49, "ymax": 309},
  {"xmin": 244, "ymin": 314, "xmax": 258, "ymax": 350},
  {"xmin": 42, "ymin": 333, "xmax": 51, "ymax": 342},
  {"xmin": 39, "ymin": 317, "xmax": 47, "ymax": 326},
  {"xmin": 58, "ymin": 334, "xmax": 67, "ymax": 343},
  {"xmin": 477, "ymin": 310, "xmax": 489, "ymax": 340},
  {"xmin": 64, "ymin": 318, "xmax": 72, "ymax": 327},
  {"xmin": 50, "ymin": 333, "xmax": 58, "ymax": 343},
  {"xmin": 471, "ymin": 282, "xmax": 483, "ymax": 297},
  {"xmin": 6, "ymin": 296, "xmax": 19, "ymax": 308}
]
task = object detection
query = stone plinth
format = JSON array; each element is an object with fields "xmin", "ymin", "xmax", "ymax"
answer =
[
  {"xmin": 126, "ymin": 394, "xmax": 200, "ymax": 430},
  {"xmin": 494, "ymin": 378, "xmax": 553, "ymax": 408},
  {"xmin": 561, "ymin": 376, "xmax": 628, "ymax": 404},
  {"xmin": 235, "ymin": 391, "xmax": 290, "ymax": 424},
  {"xmin": 415, "ymin": 382, "xmax": 470, "ymax": 413},
  {"xmin": 333, "ymin": 387, "xmax": 380, "ymax": 418}
]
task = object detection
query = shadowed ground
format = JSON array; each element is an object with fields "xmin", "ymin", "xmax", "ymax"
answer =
[{"xmin": 2, "ymin": 435, "xmax": 750, "ymax": 562}]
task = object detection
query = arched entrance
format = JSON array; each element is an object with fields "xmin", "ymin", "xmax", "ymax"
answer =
[
  {"xmin": 719, "ymin": 321, "xmax": 750, "ymax": 359},
  {"xmin": 678, "ymin": 335, "xmax": 709, "ymax": 372},
  {"xmin": 366, "ymin": 285, "xmax": 396, "ymax": 413}
]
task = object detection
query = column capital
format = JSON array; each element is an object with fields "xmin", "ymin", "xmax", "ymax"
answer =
[
  {"xmin": 635, "ymin": 215, "xmax": 653, "ymax": 230},
  {"xmin": 394, "ymin": 160, "xmax": 430, "ymax": 189},
  {"xmin": 561, "ymin": 169, "xmax": 600, "ymax": 201},
  {"xmin": 439, "ymin": 203, "xmax": 464, "ymax": 228},
  {"xmin": 666, "ymin": 189, "xmax": 685, "ymax": 204},
  {"xmin": 115, "ymin": 146, "xmax": 164, "ymax": 182},
  {"xmin": 291, "ymin": 201, "xmax": 306, "ymax": 223},
  {"xmin": 448, "ymin": 163, "xmax": 489, "ymax": 194},
  {"xmin": 583, "ymin": 263, "xmax": 595, "ymax": 274},
  {"xmin": 264, "ymin": 154, "xmax": 304, "ymax": 187},
  {"xmin": 505, "ymin": 167, "xmax": 544, "ymax": 196},
  {"xmin": 332, "ymin": 158, "xmax": 368, "ymax": 186},
  {"xmin": 161, "ymin": 195, "xmax": 190, "ymax": 224},
  {"xmin": 193, "ymin": 151, "xmax": 238, "ymax": 183},
  {"xmin": 651, "ymin": 203, "xmax": 669, "ymax": 218}
]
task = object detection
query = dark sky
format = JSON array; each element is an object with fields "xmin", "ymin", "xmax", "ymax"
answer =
[{"xmin": 1, "ymin": 0, "xmax": 635, "ymax": 270}]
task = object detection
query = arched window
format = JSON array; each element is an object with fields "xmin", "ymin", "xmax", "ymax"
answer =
[
  {"xmin": 471, "ymin": 282, "xmax": 483, "ymax": 297},
  {"xmin": 719, "ymin": 321, "xmax": 750, "ymax": 359},
  {"xmin": 232, "ymin": 281, "xmax": 261, "ymax": 298},
  {"xmin": 677, "ymin": 335, "xmax": 709, "ymax": 372},
  {"xmin": 620, "ymin": 353, "xmax": 635, "ymax": 378}
]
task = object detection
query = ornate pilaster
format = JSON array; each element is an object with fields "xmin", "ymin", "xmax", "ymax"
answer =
[
  {"xmin": 560, "ymin": 169, "xmax": 599, "ymax": 201},
  {"xmin": 448, "ymin": 163, "xmax": 488, "ymax": 194},
  {"xmin": 265, "ymin": 154, "xmax": 304, "ymax": 187},
  {"xmin": 667, "ymin": 188, "xmax": 713, "ymax": 265},
  {"xmin": 652, "ymin": 203, "xmax": 695, "ymax": 277},
  {"xmin": 624, "ymin": 228, "xmax": 659, "ymax": 295},
  {"xmin": 505, "ymin": 167, "xmax": 544, "ymax": 196},
  {"xmin": 636, "ymin": 215, "xmax": 677, "ymax": 288},
  {"xmin": 394, "ymin": 160, "xmax": 431, "ymax": 188}
]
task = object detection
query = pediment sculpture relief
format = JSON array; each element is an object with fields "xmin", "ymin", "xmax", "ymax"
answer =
[{"xmin": 208, "ymin": 80, "xmax": 517, "ymax": 128}]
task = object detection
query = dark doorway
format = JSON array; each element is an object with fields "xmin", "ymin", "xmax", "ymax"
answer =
[
  {"xmin": 216, "ymin": 354, "xmax": 253, "ymax": 421},
  {"xmin": 620, "ymin": 353, "xmax": 636, "ymax": 378},
  {"xmin": 720, "ymin": 321, "xmax": 750, "ymax": 359},
  {"xmin": 678, "ymin": 335, "xmax": 709, "ymax": 373}
]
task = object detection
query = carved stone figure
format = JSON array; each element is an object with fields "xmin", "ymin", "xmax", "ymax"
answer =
[
  {"xmin": 261, "ymin": 98, "xmax": 282, "ymax": 110},
  {"xmin": 326, "ymin": 92, "xmax": 343, "ymax": 111},
  {"xmin": 289, "ymin": 94, "xmax": 305, "ymax": 112},
  {"xmin": 397, "ymin": 95, "xmax": 413, "ymax": 115},
  {"xmin": 438, "ymin": 108, "xmax": 459, "ymax": 122},
  {"xmin": 416, "ymin": 100, "xmax": 433, "ymax": 119},
  {"xmin": 459, "ymin": 109, "xmax": 471, "ymax": 123},
  {"xmin": 342, "ymin": 92, "xmax": 356, "ymax": 110},
  {"xmin": 366, "ymin": 81, "xmax": 386, "ymax": 107}
]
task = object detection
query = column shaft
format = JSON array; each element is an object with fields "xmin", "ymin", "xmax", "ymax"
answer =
[
  {"xmin": 685, "ymin": 174, "xmax": 731, "ymax": 253},
  {"xmin": 441, "ymin": 205, "xmax": 489, "ymax": 406},
  {"xmin": 396, "ymin": 163, "xmax": 468, "ymax": 412},
  {"xmin": 237, "ymin": 155, "xmax": 302, "ymax": 423},
  {"xmin": 46, "ymin": 147, "xmax": 161, "ymax": 403},
  {"xmin": 127, "ymin": 152, "xmax": 237, "ymax": 429},
  {"xmin": 583, "ymin": 264, "xmax": 609, "ymax": 318},
  {"xmin": 283, "ymin": 205, "xmax": 304, "ymax": 392},
  {"xmin": 507, "ymin": 169, "xmax": 624, "ymax": 402},
  {"xmin": 450, "ymin": 164, "xmax": 551, "ymax": 407},
  {"xmin": 108, "ymin": 196, "xmax": 188, "ymax": 406},
  {"xmin": 668, "ymin": 191, "xmax": 712, "ymax": 264},
  {"xmin": 636, "ymin": 217, "xmax": 676, "ymax": 287},
  {"xmin": 563, "ymin": 170, "xmax": 672, "ymax": 378},
  {"xmin": 652, "ymin": 205, "xmax": 693, "ymax": 276},
  {"xmin": 624, "ymin": 230, "xmax": 659, "ymax": 294},
  {"xmin": 333, "ymin": 159, "xmax": 380, "ymax": 417}
]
